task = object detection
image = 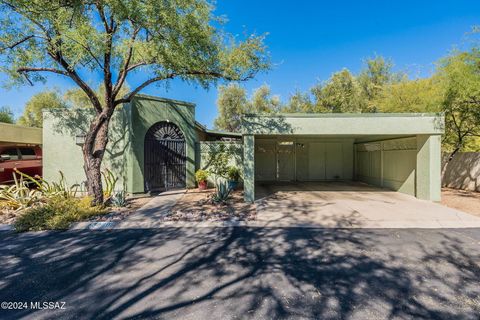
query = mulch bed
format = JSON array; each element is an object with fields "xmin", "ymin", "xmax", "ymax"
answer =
[{"xmin": 167, "ymin": 189, "xmax": 256, "ymax": 222}]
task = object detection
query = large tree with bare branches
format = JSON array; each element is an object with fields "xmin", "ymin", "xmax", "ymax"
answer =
[{"xmin": 0, "ymin": 0, "xmax": 269, "ymax": 204}]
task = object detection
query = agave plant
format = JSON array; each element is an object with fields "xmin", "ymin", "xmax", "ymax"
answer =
[
  {"xmin": 111, "ymin": 190, "xmax": 127, "ymax": 207},
  {"xmin": 211, "ymin": 180, "xmax": 232, "ymax": 204}
]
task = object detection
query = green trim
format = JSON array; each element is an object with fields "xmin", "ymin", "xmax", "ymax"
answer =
[
  {"xmin": 243, "ymin": 112, "xmax": 444, "ymax": 118},
  {"xmin": 132, "ymin": 94, "xmax": 196, "ymax": 107}
]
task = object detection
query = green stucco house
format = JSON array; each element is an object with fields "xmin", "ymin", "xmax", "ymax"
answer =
[{"xmin": 42, "ymin": 94, "xmax": 444, "ymax": 202}]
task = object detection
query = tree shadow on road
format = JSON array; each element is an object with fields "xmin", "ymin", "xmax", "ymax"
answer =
[{"xmin": 0, "ymin": 226, "xmax": 479, "ymax": 319}]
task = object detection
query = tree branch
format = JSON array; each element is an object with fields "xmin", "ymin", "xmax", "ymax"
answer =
[
  {"xmin": 17, "ymin": 67, "xmax": 68, "ymax": 76},
  {"xmin": 114, "ymin": 70, "xmax": 240, "ymax": 106},
  {"xmin": 112, "ymin": 26, "xmax": 140, "ymax": 98},
  {"xmin": 0, "ymin": 35, "xmax": 34, "ymax": 52}
]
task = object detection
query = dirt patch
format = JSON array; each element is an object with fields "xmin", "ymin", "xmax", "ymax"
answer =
[
  {"xmin": 168, "ymin": 189, "xmax": 256, "ymax": 221},
  {"xmin": 87, "ymin": 196, "xmax": 155, "ymax": 222},
  {"xmin": 441, "ymin": 188, "xmax": 480, "ymax": 217}
]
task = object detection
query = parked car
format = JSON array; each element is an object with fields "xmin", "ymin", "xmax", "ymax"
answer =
[{"xmin": 0, "ymin": 145, "xmax": 42, "ymax": 184}]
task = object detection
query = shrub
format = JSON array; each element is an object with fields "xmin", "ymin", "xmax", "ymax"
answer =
[
  {"xmin": 14, "ymin": 196, "xmax": 106, "ymax": 232},
  {"xmin": 227, "ymin": 166, "xmax": 241, "ymax": 181},
  {"xmin": 195, "ymin": 169, "xmax": 209, "ymax": 182}
]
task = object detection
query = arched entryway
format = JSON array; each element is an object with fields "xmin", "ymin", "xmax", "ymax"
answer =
[{"xmin": 144, "ymin": 121, "xmax": 186, "ymax": 192}]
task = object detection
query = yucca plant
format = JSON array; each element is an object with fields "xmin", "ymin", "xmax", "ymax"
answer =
[
  {"xmin": 13, "ymin": 169, "xmax": 79, "ymax": 199},
  {"xmin": 101, "ymin": 169, "xmax": 118, "ymax": 200},
  {"xmin": 0, "ymin": 173, "xmax": 44, "ymax": 210}
]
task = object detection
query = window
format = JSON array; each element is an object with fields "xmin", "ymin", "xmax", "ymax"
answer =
[
  {"xmin": 20, "ymin": 148, "xmax": 36, "ymax": 160},
  {"xmin": 1, "ymin": 148, "xmax": 19, "ymax": 160}
]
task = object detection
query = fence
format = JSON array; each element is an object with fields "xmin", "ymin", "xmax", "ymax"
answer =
[{"xmin": 441, "ymin": 152, "xmax": 480, "ymax": 192}]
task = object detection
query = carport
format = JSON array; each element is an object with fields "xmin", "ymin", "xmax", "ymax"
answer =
[{"xmin": 242, "ymin": 113, "xmax": 444, "ymax": 202}]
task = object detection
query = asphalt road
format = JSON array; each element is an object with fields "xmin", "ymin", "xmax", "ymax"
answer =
[{"xmin": 1, "ymin": 227, "xmax": 480, "ymax": 320}]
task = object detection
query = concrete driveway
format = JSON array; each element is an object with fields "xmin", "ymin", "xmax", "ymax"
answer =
[{"xmin": 255, "ymin": 182, "xmax": 480, "ymax": 228}]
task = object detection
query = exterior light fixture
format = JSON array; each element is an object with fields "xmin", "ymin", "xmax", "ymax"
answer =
[{"xmin": 75, "ymin": 133, "xmax": 86, "ymax": 146}]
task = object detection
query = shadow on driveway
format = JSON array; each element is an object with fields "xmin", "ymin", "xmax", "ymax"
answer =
[{"xmin": 0, "ymin": 226, "xmax": 479, "ymax": 319}]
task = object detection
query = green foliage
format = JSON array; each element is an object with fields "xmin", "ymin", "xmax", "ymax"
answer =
[
  {"xmin": 312, "ymin": 69, "xmax": 363, "ymax": 113},
  {"xmin": 214, "ymin": 83, "xmax": 247, "ymax": 132},
  {"xmin": 214, "ymin": 83, "xmax": 282, "ymax": 132},
  {"xmin": 64, "ymin": 84, "xmax": 130, "ymax": 109},
  {"xmin": 195, "ymin": 169, "xmax": 209, "ymax": 182},
  {"xmin": 17, "ymin": 90, "xmax": 66, "ymax": 127},
  {"xmin": 437, "ymin": 49, "xmax": 480, "ymax": 154},
  {"xmin": 211, "ymin": 180, "xmax": 232, "ymax": 204},
  {"xmin": 0, "ymin": 106, "xmax": 14, "ymax": 123},
  {"xmin": 282, "ymin": 90, "xmax": 314, "ymax": 113},
  {"xmin": 101, "ymin": 169, "xmax": 118, "ymax": 199},
  {"xmin": 14, "ymin": 196, "xmax": 106, "ymax": 232},
  {"xmin": 0, "ymin": 169, "xmax": 80, "ymax": 211},
  {"xmin": 206, "ymin": 144, "xmax": 233, "ymax": 179},
  {"xmin": 227, "ymin": 166, "xmax": 241, "ymax": 181},
  {"xmin": 249, "ymin": 84, "xmax": 282, "ymax": 113},
  {"xmin": 375, "ymin": 78, "xmax": 443, "ymax": 113},
  {"xmin": 0, "ymin": 174, "xmax": 43, "ymax": 210},
  {"xmin": 15, "ymin": 169, "xmax": 79, "ymax": 199}
]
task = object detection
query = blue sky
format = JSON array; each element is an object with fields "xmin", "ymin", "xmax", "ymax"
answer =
[{"xmin": 1, "ymin": 0, "xmax": 479, "ymax": 128}]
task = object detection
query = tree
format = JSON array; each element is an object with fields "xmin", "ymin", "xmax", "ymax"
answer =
[
  {"xmin": 0, "ymin": 106, "xmax": 14, "ymax": 123},
  {"xmin": 282, "ymin": 90, "xmax": 313, "ymax": 113},
  {"xmin": 1, "ymin": 0, "xmax": 269, "ymax": 204},
  {"xmin": 17, "ymin": 90, "xmax": 66, "ymax": 127},
  {"xmin": 214, "ymin": 83, "xmax": 248, "ymax": 132},
  {"xmin": 357, "ymin": 56, "xmax": 400, "ymax": 112},
  {"xmin": 374, "ymin": 78, "xmax": 443, "ymax": 114},
  {"xmin": 312, "ymin": 69, "xmax": 363, "ymax": 113},
  {"xmin": 249, "ymin": 84, "xmax": 281, "ymax": 113},
  {"xmin": 64, "ymin": 84, "xmax": 130, "ymax": 109},
  {"xmin": 437, "ymin": 49, "xmax": 480, "ymax": 159}
]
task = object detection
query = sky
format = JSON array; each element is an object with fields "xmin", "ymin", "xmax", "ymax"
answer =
[{"xmin": 1, "ymin": 0, "xmax": 479, "ymax": 128}]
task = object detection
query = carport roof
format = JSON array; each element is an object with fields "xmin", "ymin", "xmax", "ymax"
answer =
[{"xmin": 242, "ymin": 113, "xmax": 444, "ymax": 136}]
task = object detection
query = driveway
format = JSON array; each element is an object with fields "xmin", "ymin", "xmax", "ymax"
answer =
[
  {"xmin": 1, "ymin": 227, "xmax": 480, "ymax": 320},
  {"xmin": 255, "ymin": 182, "xmax": 480, "ymax": 228}
]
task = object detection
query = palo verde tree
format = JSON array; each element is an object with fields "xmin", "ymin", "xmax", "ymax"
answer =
[{"xmin": 0, "ymin": 0, "xmax": 269, "ymax": 204}]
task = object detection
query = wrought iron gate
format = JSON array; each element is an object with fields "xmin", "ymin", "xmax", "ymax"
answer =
[{"xmin": 144, "ymin": 122, "xmax": 186, "ymax": 192}]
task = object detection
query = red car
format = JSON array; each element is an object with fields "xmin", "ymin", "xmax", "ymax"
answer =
[{"xmin": 0, "ymin": 145, "xmax": 42, "ymax": 184}]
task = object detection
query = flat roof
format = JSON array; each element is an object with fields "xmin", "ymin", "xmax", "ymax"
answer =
[
  {"xmin": 0, "ymin": 123, "xmax": 42, "ymax": 144},
  {"xmin": 243, "ymin": 112, "xmax": 443, "ymax": 118},
  {"xmin": 242, "ymin": 113, "xmax": 444, "ymax": 136}
]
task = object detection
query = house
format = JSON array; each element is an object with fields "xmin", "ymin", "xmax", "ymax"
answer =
[{"xmin": 42, "ymin": 95, "xmax": 444, "ymax": 202}]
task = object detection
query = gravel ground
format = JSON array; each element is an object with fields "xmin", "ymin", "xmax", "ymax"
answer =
[
  {"xmin": 168, "ymin": 189, "xmax": 256, "ymax": 221},
  {"xmin": 441, "ymin": 188, "xmax": 480, "ymax": 217}
]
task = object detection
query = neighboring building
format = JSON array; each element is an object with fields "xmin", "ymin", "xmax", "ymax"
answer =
[{"xmin": 42, "ymin": 95, "xmax": 444, "ymax": 202}]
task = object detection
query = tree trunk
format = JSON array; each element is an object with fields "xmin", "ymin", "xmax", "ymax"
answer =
[{"xmin": 82, "ymin": 114, "xmax": 110, "ymax": 206}]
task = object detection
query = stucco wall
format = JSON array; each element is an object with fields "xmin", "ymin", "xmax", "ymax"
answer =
[
  {"xmin": 355, "ymin": 137, "xmax": 417, "ymax": 196},
  {"xmin": 442, "ymin": 152, "xmax": 480, "ymax": 191},
  {"xmin": 42, "ymin": 107, "xmax": 128, "ymax": 192},
  {"xmin": 125, "ymin": 95, "xmax": 197, "ymax": 193},
  {"xmin": 0, "ymin": 123, "xmax": 42, "ymax": 144}
]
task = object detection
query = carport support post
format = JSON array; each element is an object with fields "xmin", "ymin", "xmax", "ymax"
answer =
[
  {"xmin": 244, "ymin": 135, "xmax": 255, "ymax": 202},
  {"xmin": 416, "ymin": 135, "xmax": 441, "ymax": 201}
]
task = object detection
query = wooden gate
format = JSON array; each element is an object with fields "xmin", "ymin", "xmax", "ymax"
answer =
[{"xmin": 144, "ymin": 122, "xmax": 186, "ymax": 192}]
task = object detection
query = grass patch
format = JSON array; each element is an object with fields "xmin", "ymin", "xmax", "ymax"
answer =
[{"xmin": 14, "ymin": 196, "xmax": 107, "ymax": 232}]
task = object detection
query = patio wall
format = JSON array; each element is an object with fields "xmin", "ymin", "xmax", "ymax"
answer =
[
  {"xmin": 197, "ymin": 141, "xmax": 243, "ymax": 186},
  {"xmin": 442, "ymin": 152, "xmax": 480, "ymax": 191}
]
